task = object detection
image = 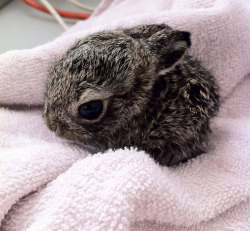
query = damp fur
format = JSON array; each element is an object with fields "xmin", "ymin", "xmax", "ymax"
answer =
[{"xmin": 43, "ymin": 24, "xmax": 220, "ymax": 166}]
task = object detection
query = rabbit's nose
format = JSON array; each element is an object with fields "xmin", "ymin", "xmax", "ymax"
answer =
[
  {"xmin": 54, "ymin": 124, "xmax": 60, "ymax": 135},
  {"xmin": 46, "ymin": 119, "xmax": 64, "ymax": 136},
  {"xmin": 54, "ymin": 122, "xmax": 65, "ymax": 136}
]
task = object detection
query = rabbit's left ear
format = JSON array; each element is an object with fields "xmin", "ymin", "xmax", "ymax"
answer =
[{"xmin": 146, "ymin": 29, "xmax": 191, "ymax": 71}]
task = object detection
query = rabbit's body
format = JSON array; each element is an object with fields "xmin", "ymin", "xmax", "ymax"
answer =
[{"xmin": 43, "ymin": 24, "xmax": 219, "ymax": 166}]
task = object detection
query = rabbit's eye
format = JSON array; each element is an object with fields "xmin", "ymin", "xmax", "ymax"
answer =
[{"xmin": 78, "ymin": 100, "xmax": 103, "ymax": 120}]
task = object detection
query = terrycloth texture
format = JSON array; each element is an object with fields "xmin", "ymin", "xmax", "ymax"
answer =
[{"xmin": 0, "ymin": 0, "xmax": 250, "ymax": 230}]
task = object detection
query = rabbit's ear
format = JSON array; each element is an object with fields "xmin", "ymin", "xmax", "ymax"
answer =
[{"xmin": 147, "ymin": 29, "xmax": 191, "ymax": 72}]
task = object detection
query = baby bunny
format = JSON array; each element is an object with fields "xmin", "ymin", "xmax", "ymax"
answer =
[{"xmin": 43, "ymin": 24, "xmax": 219, "ymax": 166}]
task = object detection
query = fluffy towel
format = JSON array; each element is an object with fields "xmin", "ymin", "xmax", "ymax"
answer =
[{"xmin": 0, "ymin": 0, "xmax": 250, "ymax": 230}]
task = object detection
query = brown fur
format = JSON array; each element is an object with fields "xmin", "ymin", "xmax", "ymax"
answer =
[{"xmin": 43, "ymin": 24, "xmax": 220, "ymax": 166}]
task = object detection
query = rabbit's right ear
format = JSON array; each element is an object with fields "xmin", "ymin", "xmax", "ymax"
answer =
[{"xmin": 146, "ymin": 29, "xmax": 191, "ymax": 72}]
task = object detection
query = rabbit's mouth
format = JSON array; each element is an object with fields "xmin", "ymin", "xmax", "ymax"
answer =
[
  {"xmin": 45, "ymin": 119, "xmax": 73, "ymax": 140},
  {"xmin": 54, "ymin": 125, "xmax": 78, "ymax": 142}
]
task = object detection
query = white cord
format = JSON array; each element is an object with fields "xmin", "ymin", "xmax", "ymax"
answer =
[
  {"xmin": 40, "ymin": 0, "xmax": 68, "ymax": 30},
  {"xmin": 67, "ymin": 0, "xmax": 94, "ymax": 12}
]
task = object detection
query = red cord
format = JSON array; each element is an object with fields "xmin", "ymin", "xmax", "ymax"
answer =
[{"xmin": 21, "ymin": 0, "xmax": 91, "ymax": 20}]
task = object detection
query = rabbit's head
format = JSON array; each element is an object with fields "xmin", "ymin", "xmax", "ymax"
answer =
[{"xmin": 43, "ymin": 24, "xmax": 219, "ymax": 165}]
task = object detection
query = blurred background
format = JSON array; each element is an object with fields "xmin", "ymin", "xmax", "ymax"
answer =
[{"xmin": 0, "ymin": 0, "xmax": 102, "ymax": 54}]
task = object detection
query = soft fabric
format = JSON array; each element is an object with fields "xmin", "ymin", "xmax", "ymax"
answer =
[{"xmin": 0, "ymin": 0, "xmax": 249, "ymax": 230}]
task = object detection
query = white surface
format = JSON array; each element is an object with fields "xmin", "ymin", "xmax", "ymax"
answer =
[{"xmin": 0, "ymin": 0, "xmax": 101, "ymax": 54}]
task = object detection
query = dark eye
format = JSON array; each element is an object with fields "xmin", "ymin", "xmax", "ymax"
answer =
[{"xmin": 78, "ymin": 100, "xmax": 103, "ymax": 120}]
